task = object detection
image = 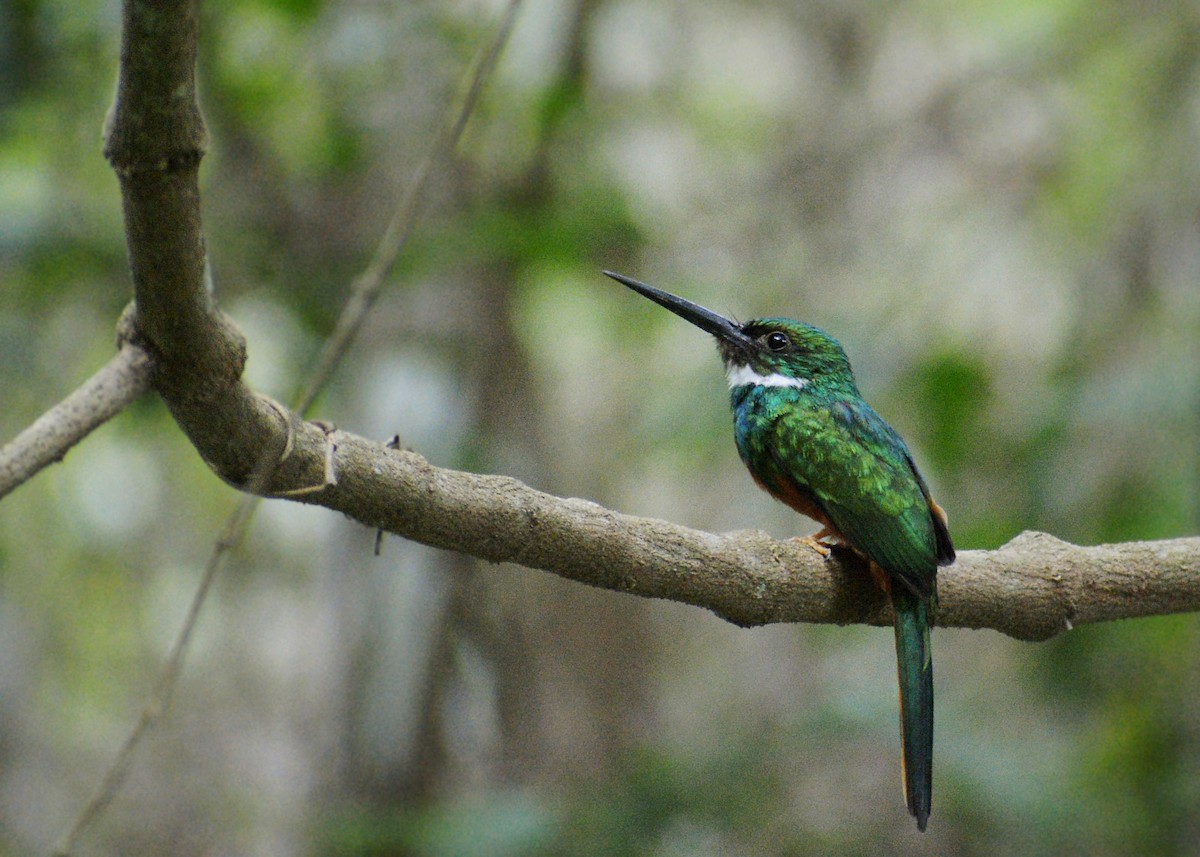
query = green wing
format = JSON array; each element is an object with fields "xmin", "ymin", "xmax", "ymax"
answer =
[{"xmin": 765, "ymin": 398, "xmax": 940, "ymax": 597}]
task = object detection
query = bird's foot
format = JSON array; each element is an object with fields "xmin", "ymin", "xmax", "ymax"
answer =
[{"xmin": 793, "ymin": 528, "xmax": 841, "ymax": 560}]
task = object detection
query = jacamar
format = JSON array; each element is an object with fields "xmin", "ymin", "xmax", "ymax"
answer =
[{"xmin": 605, "ymin": 271, "xmax": 955, "ymax": 831}]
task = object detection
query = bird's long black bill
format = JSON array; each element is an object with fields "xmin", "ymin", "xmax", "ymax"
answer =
[{"xmin": 603, "ymin": 270, "xmax": 753, "ymax": 350}]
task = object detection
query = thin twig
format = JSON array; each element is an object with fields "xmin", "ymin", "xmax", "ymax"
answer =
[
  {"xmin": 0, "ymin": 343, "xmax": 153, "ymax": 501},
  {"xmin": 52, "ymin": 491, "xmax": 260, "ymax": 857},
  {"xmin": 293, "ymin": 0, "xmax": 523, "ymax": 416},
  {"xmin": 55, "ymin": 3, "xmax": 523, "ymax": 853}
]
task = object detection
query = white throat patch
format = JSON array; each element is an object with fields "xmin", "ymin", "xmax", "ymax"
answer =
[{"xmin": 726, "ymin": 364, "xmax": 810, "ymax": 390}]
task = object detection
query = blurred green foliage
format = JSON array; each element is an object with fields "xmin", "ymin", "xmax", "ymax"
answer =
[{"xmin": 1, "ymin": 0, "xmax": 1198, "ymax": 855}]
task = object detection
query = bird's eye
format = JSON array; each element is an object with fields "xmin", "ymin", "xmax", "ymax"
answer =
[{"xmin": 765, "ymin": 331, "xmax": 790, "ymax": 352}]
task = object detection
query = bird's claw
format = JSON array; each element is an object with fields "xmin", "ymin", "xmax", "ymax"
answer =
[{"xmin": 794, "ymin": 534, "xmax": 834, "ymax": 560}]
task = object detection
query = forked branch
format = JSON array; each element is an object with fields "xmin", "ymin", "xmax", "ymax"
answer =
[{"xmin": 92, "ymin": 0, "xmax": 1198, "ymax": 648}]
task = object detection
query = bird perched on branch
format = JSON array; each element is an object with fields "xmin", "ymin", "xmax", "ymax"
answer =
[{"xmin": 605, "ymin": 270, "xmax": 955, "ymax": 831}]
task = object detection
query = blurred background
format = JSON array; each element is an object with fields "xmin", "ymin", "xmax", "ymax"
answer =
[{"xmin": 2, "ymin": 0, "xmax": 1199, "ymax": 853}]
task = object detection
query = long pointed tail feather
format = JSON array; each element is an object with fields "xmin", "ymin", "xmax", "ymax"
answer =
[{"xmin": 892, "ymin": 585, "xmax": 934, "ymax": 831}]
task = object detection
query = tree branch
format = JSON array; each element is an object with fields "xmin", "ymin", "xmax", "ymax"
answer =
[
  {"xmin": 0, "ymin": 340, "xmax": 153, "ymax": 500},
  {"xmin": 247, "ymin": 420, "xmax": 1200, "ymax": 642},
  {"xmin": 93, "ymin": 0, "xmax": 1199, "ymax": 649},
  {"xmin": 103, "ymin": 0, "xmax": 295, "ymax": 491}
]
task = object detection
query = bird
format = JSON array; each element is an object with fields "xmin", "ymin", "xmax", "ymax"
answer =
[{"xmin": 604, "ymin": 270, "xmax": 955, "ymax": 831}]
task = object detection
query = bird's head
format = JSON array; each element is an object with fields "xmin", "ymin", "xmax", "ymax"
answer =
[{"xmin": 604, "ymin": 271, "xmax": 856, "ymax": 393}]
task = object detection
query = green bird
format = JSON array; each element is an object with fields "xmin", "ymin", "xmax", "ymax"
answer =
[{"xmin": 605, "ymin": 270, "xmax": 955, "ymax": 831}]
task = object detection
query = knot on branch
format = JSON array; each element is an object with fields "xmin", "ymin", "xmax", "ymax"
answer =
[
  {"xmin": 102, "ymin": 66, "xmax": 208, "ymax": 177},
  {"xmin": 122, "ymin": 304, "xmax": 247, "ymax": 406},
  {"xmin": 115, "ymin": 302, "xmax": 143, "ymax": 352},
  {"xmin": 990, "ymin": 531, "xmax": 1082, "ymax": 641},
  {"xmin": 104, "ymin": 145, "xmax": 207, "ymax": 179}
]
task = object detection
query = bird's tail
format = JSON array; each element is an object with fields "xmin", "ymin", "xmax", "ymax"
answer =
[{"xmin": 892, "ymin": 585, "xmax": 934, "ymax": 831}]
